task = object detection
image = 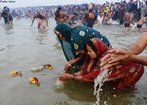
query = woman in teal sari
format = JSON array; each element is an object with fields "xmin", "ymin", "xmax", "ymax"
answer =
[{"xmin": 54, "ymin": 23, "xmax": 111, "ymax": 71}]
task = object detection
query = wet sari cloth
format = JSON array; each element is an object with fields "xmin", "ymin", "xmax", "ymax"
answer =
[
  {"xmin": 108, "ymin": 63, "xmax": 144, "ymax": 89},
  {"xmin": 54, "ymin": 23, "xmax": 111, "ymax": 66},
  {"xmin": 82, "ymin": 38, "xmax": 144, "ymax": 89}
]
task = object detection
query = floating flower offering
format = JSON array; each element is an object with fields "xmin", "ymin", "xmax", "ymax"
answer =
[
  {"xmin": 43, "ymin": 64, "xmax": 53, "ymax": 70},
  {"xmin": 29, "ymin": 77, "xmax": 40, "ymax": 86},
  {"xmin": 10, "ymin": 71, "xmax": 22, "ymax": 77}
]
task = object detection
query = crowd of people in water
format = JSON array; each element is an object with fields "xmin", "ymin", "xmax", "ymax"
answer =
[
  {"xmin": 0, "ymin": 0, "xmax": 147, "ymax": 30},
  {"xmin": 0, "ymin": 0, "xmax": 147, "ymax": 90}
]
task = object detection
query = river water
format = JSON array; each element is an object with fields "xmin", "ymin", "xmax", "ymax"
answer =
[{"xmin": 0, "ymin": 18, "xmax": 147, "ymax": 105}]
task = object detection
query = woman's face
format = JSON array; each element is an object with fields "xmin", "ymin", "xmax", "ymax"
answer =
[{"xmin": 86, "ymin": 45, "xmax": 97, "ymax": 59}]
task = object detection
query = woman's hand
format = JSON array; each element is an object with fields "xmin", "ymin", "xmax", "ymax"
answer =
[
  {"xmin": 64, "ymin": 62, "xmax": 72, "ymax": 72},
  {"xmin": 100, "ymin": 48, "xmax": 134, "ymax": 70},
  {"xmin": 59, "ymin": 73, "xmax": 74, "ymax": 81}
]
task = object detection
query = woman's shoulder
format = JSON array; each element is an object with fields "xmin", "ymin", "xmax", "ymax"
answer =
[
  {"xmin": 73, "ymin": 27, "xmax": 99, "ymax": 33},
  {"xmin": 72, "ymin": 27, "xmax": 87, "ymax": 34}
]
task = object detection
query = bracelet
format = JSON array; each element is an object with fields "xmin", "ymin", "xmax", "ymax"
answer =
[{"xmin": 72, "ymin": 74, "xmax": 76, "ymax": 80}]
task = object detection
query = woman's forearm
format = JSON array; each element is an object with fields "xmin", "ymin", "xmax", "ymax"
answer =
[
  {"xmin": 73, "ymin": 75, "xmax": 92, "ymax": 82},
  {"xmin": 132, "ymin": 55, "xmax": 147, "ymax": 66},
  {"xmin": 69, "ymin": 53, "xmax": 85, "ymax": 65},
  {"xmin": 128, "ymin": 32, "xmax": 147, "ymax": 54}
]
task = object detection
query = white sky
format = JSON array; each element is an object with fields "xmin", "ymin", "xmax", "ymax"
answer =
[
  {"xmin": 0, "ymin": 0, "xmax": 142, "ymax": 8},
  {"xmin": 0, "ymin": 0, "xmax": 123, "ymax": 8}
]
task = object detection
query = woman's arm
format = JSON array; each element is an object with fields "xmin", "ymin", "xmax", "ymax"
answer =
[
  {"xmin": 59, "ymin": 73, "xmax": 93, "ymax": 82},
  {"xmin": 132, "ymin": 55, "xmax": 147, "ymax": 66},
  {"xmin": 69, "ymin": 53, "xmax": 85, "ymax": 65},
  {"xmin": 100, "ymin": 32, "xmax": 147, "ymax": 69},
  {"xmin": 60, "ymin": 65, "xmax": 100, "ymax": 82},
  {"xmin": 31, "ymin": 16, "xmax": 37, "ymax": 26},
  {"xmin": 128, "ymin": 32, "xmax": 147, "ymax": 54},
  {"xmin": 74, "ymin": 75, "xmax": 93, "ymax": 82},
  {"xmin": 64, "ymin": 53, "xmax": 85, "ymax": 71}
]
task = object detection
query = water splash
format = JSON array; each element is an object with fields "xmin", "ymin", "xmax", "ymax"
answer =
[
  {"xmin": 55, "ymin": 79, "xmax": 64, "ymax": 89},
  {"xmin": 94, "ymin": 69, "xmax": 109, "ymax": 105}
]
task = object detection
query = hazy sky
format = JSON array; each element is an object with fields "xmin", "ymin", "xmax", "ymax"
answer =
[{"xmin": 0, "ymin": 0, "xmax": 124, "ymax": 8}]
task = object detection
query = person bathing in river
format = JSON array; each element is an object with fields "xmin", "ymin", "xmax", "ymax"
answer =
[
  {"xmin": 59, "ymin": 38, "xmax": 144, "ymax": 90},
  {"xmin": 54, "ymin": 23, "xmax": 111, "ymax": 71},
  {"xmin": 31, "ymin": 12, "xmax": 48, "ymax": 30},
  {"xmin": 123, "ymin": 10, "xmax": 134, "ymax": 32},
  {"xmin": 136, "ymin": 13, "xmax": 147, "ymax": 31},
  {"xmin": 1, "ymin": 6, "xmax": 13, "ymax": 25},
  {"xmin": 54, "ymin": 7, "xmax": 67, "ymax": 24}
]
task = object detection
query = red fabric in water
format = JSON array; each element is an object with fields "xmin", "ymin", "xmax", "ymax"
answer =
[
  {"xmin": 82, "ymin": 63, "xmax": 144, "ymax": 89},
  {"xmin": 81, "ymin": 38, "xmax": 144, "ymax": 89},
  {"xmin": 109, "ymin": 63, "xmax": 144, "ymax": 89}
]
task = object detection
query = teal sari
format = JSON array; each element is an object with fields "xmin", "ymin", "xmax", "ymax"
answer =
[{"xmin": 54, "ymin": 23, "xmax": 111, "ymax": 66}]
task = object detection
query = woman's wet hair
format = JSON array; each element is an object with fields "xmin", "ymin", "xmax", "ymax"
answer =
[{"xmin": 87, "ymin": 39, "xmax": 97, "ymax": 53}]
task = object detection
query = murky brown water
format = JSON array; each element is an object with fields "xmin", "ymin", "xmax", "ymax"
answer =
[{"xmin": 0, "ymin": 18, "xmax": 146, "ymax": 105}]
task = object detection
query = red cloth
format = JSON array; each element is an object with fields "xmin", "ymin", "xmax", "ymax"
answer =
[
  {"xmin": 109, "ymin": 63, "xmax": 144, "ymax": 89},
  {"xmin": 82, "ymin": 38, "xmax": 108, "ymax": 80},
  {"xmin": 81, "ymin": 38, "xmax": 144, "ymax": 89}
]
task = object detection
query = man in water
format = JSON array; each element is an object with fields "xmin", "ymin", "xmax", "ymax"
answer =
[
  {"xmin": 1, "ymin": 6, "xmax": 13, "ymax": 25},
  {"xmin": 31, "ymin": 12, "xmax": 48, "ymax": 29},
  {"xmin": 137, "ymin": 13, "xmax": 147, "ymax": 31},
  {"xmin": 123, "ymin": 10, "xmax": 134, "ymax": 32}
]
